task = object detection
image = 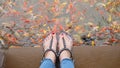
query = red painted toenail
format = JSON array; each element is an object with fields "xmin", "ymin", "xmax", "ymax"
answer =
[{"xmin": 52, "ymin": 32, "xmax": 55, "ymax": 35}]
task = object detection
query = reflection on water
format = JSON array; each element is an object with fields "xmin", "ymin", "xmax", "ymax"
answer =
[{"xmin": 0, "ymin": 0, "xmax": 120, "ymax": 48}]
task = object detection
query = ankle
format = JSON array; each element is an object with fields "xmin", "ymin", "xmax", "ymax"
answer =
[
  {"xmin": 45, "ymin": 51, "xmax": 56, "ymax": 63},
  {"xmin": 59, "ymin": 50, "xmax": 71, "ymax": 61}
]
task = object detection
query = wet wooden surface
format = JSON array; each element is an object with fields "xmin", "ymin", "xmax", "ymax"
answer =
[
  {"xmin": 4, "ymin": 46, "xmax": 120, "ymax": 68},
  {"xmin": 0, "ymin": 50, "xmax": 5, "ymax": 68}
]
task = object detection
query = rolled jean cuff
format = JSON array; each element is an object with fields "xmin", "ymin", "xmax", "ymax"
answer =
[
  {"xmin": 40, "ymin": 58, "xmax": 55, "ymax": 68},
  {"xmin": 61, "ymin": 58, "xmax": 74, "ymax": 68}
]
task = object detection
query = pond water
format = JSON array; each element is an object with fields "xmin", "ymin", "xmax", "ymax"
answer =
[{"xmin": 0, "ymin": 0, "xmax": 120, "ymax": 48}]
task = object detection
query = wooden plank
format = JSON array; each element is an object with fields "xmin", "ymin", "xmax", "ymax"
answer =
[
  {"xmin": 4, "ymin": 46, "xmax": 120, "ymax": 68},
  {"xmin": 0, "ymin": 50, "xmax": 5, "ymax": 68}
]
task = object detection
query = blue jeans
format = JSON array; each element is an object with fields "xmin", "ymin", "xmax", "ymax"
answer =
[{"xmin": 40, "ymin": 58, "xmax": 74, "ymax": 68}]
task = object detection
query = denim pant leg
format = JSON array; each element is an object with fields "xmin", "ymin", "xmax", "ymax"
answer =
[
  {"xmin": 60, "ymin": 58, "xmax": 74, "ymax": 68},
  {"xmin": 40, "ymin": 58, "xmax": 55, "ymax": 68}
]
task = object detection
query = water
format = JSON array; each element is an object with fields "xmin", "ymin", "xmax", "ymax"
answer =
[{"xmin": 0, "ymin": 0, "xmax": 120, "ymax": 48}]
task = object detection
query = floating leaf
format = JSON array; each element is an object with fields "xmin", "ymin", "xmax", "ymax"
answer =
[
  {"xmin": 108, "ymin": 14, "xmax": 112, "ymax": 22},
  {"xmin": 0, "ymin": 37, "xmax": 5, "ymax": 45},
  {"xmin": 43, "ymin": 30, "xmax": 47, "ymax": 34},
  {"xmin": 75, "ymin": 25, "xmax": 81, "ymax": 31},
  {"xmin": 91, "ymin": 41, "xmax": 95, "ymax": 47},
  {"xmin": 84, "ymin": 0, "xmax": 89, "ymax": 2},
  {"xmin": 96, "ymin": 3, "xmax": 106, "ymax": 7},
  {"xmin": 60, "ymin": 2, "xmax": 67, "ymax": 8},
  {"xmin": 23, "ymin": 32, "xmax": 30, "ymax": 37},
  {"xmin": 14, "ymin": 31, "xmax": 20, "ymax": 38}
]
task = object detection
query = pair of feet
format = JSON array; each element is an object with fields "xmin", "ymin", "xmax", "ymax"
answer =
[{"xmin": 43, "ymin": 32, "xmax": 73, "ymax": 63}]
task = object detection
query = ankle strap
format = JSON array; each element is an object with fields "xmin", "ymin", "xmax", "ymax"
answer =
[
  {"xmin": 57, "ymin": 48, "xmax": 73, "ymax": 59},
  {"xmin": 43, "ymin": 49, "xmax": 57, "ymax": 58}
]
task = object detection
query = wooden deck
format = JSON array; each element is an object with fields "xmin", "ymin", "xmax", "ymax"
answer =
[{"xmin": 1, "ymin": 46, "xmax": 120, "ymax": 68}]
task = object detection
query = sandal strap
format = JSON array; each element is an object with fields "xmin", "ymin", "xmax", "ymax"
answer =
[
  {"xmin": 43, "ymin": 49, "xmax": 57, "ymax": 58},
  {"xmin": 50, "ymin": 36, "xmax": 53, "ymax": 49},
  {"xmin": 58, "ymin": 48, "xmax": 73, "ymax": 59},
  {"xmin": 42, "ymin": 36, "xmax": 57, "ymax": 59},
  {"xmin": 57, "ymin": 37, "xmax": 73, "ymax": 59},
  {"xmin": 62, "ymin": 37, "xmax": 66, "ymax": 48}
]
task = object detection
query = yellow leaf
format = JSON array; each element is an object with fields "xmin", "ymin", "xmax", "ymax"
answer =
[
  {"xmin": 88, "ymin": 22, "xmax": 93, "ymax": 26},
  {"xmin": 0, "ymin": 37, "xmax": 5, "ymax": 45},
  {"xmin": 27, "ymin": 10, "xmax": 33, "ymax": 14},
  {"xmin": 108, "ymin": 15, "xmax": 112, "ymax": 22},
  {"xmin": 96, "ymin": 3, "xmax": 106, "ymax": 7},
  {"xmin": 47, "ymin": 27, "xmax": 51, "ymax": 31},
  {"xmin": 30, "ymin": 25, "xmax": 38, "ymax": 29},
  {"xmin": 62, "ymin": 2, "xmax": 67, "ymax": 6},
  {"xmin": 43, "ymin": 24, "xmax": 47, "ymax": 27},
  {"xmin": 84, "ymin": 0, "xmax": 89, "ymax": 2},
  {"xmin": 40, "ymin": 16, "xmax": 43, "ymax": 18},
  {"xmin": 36, "ymin": 34, "xmax": 41, "ymax": 37},
  {"xmin": 15, "ymin": 32, "xmax": 20, "ymax": 38},
  {"xmin": 91, "ymin": 41, "xmax": 95, "ymax": 47},
  {"xmin": 23, "ymin": 32, "xmax": 29, "ymax": 37},
  {"xmin": 87, "ymin": 32, "xmax": 91, "ymax": 38},
  {"xmin": 54, "ymin": 0, "xmax": 59, "ymax": 3},
  {"xmin": 75, "ymin": 25, "xmax": 81, "ymax": 31},
  {"xmin": 43, "ymin": 30, "xmax": 47, "ymax": 34},
  {"xmin": 106, "ymin": 2, "xmax": 112, "ymax": 6},
  {"xmin": 65, "ymin": 18, "xmax": 70, "ymax": 23},
  {"xmin": 60, "ymin": 2, "xmax": 67, "ymax": 8},
  {"xmin": 79, "ymin": 17, "xmax": 84, "ymax": 21},
  {"xmin": 109, "ymin": 8, "xmax": 115, "ymax": 13},
  {"xmin": 79, "ymin": 39, "xmax": 83, "ymax": 44}
]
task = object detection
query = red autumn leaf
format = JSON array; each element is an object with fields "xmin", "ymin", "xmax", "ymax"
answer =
[
  {"xmin": 37, "ymin": 38, "xmax": 42, "ymax": 43},
  {"xmin": 89, "ymin": 0, "xmax": 95, "ymax": 6},
  {"xmin": 54, "ymin": 0, "xmax": 60, "ymax": 4},
  {"xmin": 17, "ymin": 30, "xmax": 23, "ymax": 32},
  {"xmin": 69, "ymin": 3, "xmax": 73, "ymax": 9},
  {"xmin": 108, "ymin": 37, "xmax": 118, "ymax": 43},
  {"xmin": 42, "ymin": 35, "xmax": 47, "ymax": 39},
  {"xmin": 52, "ymin": 24, "xmax": 57, "ymax": 33},
  {"xmin": 6, "ymin": 34, "xmax": 18, "ymax": 44},
  {"xmin": 78, "ymin": 0, "xmax": 82, "ymax": 2},
  {"xmin": 66, "ymin": 3, "xmax": 73, "ymax": 13},
  {"xmin": 6, "ymin": 34, "xmax": 12, "ymax": 37},
  {"xmin": 24, "ymin": 19, "xmax": 31, "ymax": 23},
  {"xmin": 51, "ymin": 6, "xmax": 56, "ymax": 13},
  {"xmin": 30, "ymin": 38, "xmax": 37, "ymax": 44},
  {"xmin": 23, "ymin": 1, "xmax": 27, "ymax": 10},
  {"xmin": 39, "ymin": 0, "xmax": 45, "ymax": 3},
  {"xmin": 82, "ymin": 9, "xmax": 87, "ymax": 15},
  {"xmin": 11, "ymin": 37, "xmax": 17, "ymax": 44},
  {"xmin": 44, "ymin": 15, "xmax": 49, "ymax": 21},
  {"xmin": 11, "ymin": 10, "xmax": 20, "ymax": 16},
  {"xmin": 59, "ymin": 24, "xmax": 64, "ymax": 31},
  {"xmin": 21, "ymin": 18, "xmax": 31, "ymax": 23},
  {"xmin": 27, "ymin": 6, "xmax": 33, "ymax": 12},
  {"xmin": 78, "ymin": 11, "xmax": 82, "ymax": 16},
  {"xmin": 99, "ymin": 10, "xmax": 104, "ymax": 15}
]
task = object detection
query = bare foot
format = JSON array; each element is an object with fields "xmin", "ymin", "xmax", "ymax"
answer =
[
  {"xmin": 58, "ymin": 32, "xmax": 73, "ymax": 61},
  {"xmin": 43, "ymin": 33, "xmax": 57, "ymax": 63}
]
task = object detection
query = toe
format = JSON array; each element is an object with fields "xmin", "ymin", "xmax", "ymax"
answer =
[
  {"xmin": 59, "ymin": 33, "xmax": 64, "ymax": 41},
  {"xmin": 58, "ymin": 33, "xmax": 64, "ymax": 49},
  {"xmin": 52, "ymin": 33, "xmax": 57, "ymax": 50},
  {"xmin": 48, "ymin": 34, "xmax": 52, "ymax": 40},
  {"xmin": 43, "ymin": 34, "xmax": 52, "ymax": 45},
  {"xmin": 53, "ymin": 33, "xmax": 57, "ymax": 40},
  {"xmin": 63, "ymin": 33, "xmax": 69, "ymax": 41}
]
